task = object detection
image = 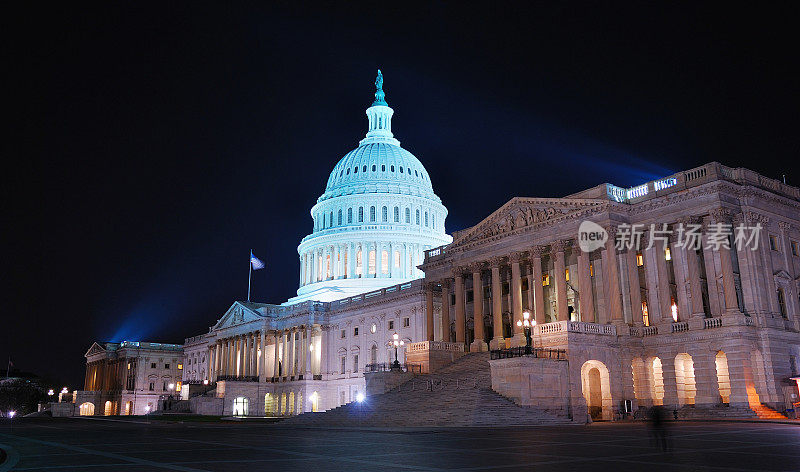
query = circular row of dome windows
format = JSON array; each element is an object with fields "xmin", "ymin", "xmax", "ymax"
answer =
[
  {"xmin": 314, "ymin": 205, "xmax": 439, "ymax": 232},
  {"xmin": 336, "ymin": 163, "xmax": 428, "ymax": 182}
]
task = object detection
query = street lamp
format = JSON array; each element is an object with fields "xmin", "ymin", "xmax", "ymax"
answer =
[
  {"xmin": 516, "ymin": 310, "xmax": 536, "ymax": 354},
  {"xmin": 391, "ymin": 332, "xmax": 405, "ymax": 370}
]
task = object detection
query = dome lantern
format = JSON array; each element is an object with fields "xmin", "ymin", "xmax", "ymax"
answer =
[{"xmin": 361, "ymin": 69, "xmax": 400, "ymax": 146}]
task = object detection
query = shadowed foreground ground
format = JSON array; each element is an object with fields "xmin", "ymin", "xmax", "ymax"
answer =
[{"xmin": 0, "ymin": 417, "xmax": 798, "ymax": 471}]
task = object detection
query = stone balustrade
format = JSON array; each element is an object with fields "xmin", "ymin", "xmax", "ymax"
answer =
[{"xmin": 533, "ymin": 321, "xmax": 617, "ymax": 337}]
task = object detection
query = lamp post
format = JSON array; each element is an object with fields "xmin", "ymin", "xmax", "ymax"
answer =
[
  {"xmin": 516, "ymin": 311, "xmax": 536, "ymax": 355},
  {"xmin": 8, "ymin": 410, "xmax": 15, "ymax": 433},
  {"xmin": 391, "ymin": 332, "xmax": 405, "ymax": 370}
]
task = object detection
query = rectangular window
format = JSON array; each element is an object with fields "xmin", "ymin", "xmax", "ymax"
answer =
[
  {"xmin": 353, "ymin": 355, "xmax": 359, "ymax": 373},
  {"xmin": 792, "ymin": 241, "xmax": 799, "ymax": 257},
  {"xmin": 403, "ymin": 317, "xmax": 410, "ymax": 328},
  {"xmin": 149, "ymin": 382, "xmax": 155, "ymax": 391},
  {"xmin": 636, "ymin": 253, "xmax": 644, "ymax": 266},
  {"xmin": 340, "ymin": 330, "xmax": 346, "ymax": 339},
  {"xmin": 502, "ymin": 282, "xmax": 510, "ymax": 294},
  {"xmin": 165, "ymin": 364, "xmax": 170, "ymax": 369},
  {"xmin": 466, "ymin": 290, "xmax": 474, "ymax": 303},
  {"xmin": 565, "ymin": 268, "xmax": 570, "ymax": 282},
  {"xmin": 542, "ymin": 275, "xmax": 550, "ymax": 286},
  {"xmin": 777, "ymin": 288, "xmax": 787, "ymax": 318},
  {"xmin": 341, "ymin": 357, "xmax": 346, "ymax": 374},
  {"xmin": 151, "ymin": 363, "xmax": 156, "ymax": 369},
  {"xmin": 388, "ymin": 320, "xmax": 395, "ymax": 330},
  {"xmin": 177, "ymin": 363, "xmax": 183, "ymax": 370},
  {"xmin": 664, "ymin": 247, "xmax": 672, "ymax": 261},
  {"xmin": 353, "ymin": 327, "xmax": 359, "ymax": 336},
  {"xmin": 589, "ymin": 263, "xmax": 594, "ymax": 277},
  {"xmin": 769, "ymin": 234, "xmax": 779, "ymax": 251}
]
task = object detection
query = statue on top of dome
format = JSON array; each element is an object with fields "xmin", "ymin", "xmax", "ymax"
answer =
[{"xmin": 373, "ymin": 69, "xmax": 387, "ymax": 106}]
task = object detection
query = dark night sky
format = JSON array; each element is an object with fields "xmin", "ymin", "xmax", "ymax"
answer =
[{"xmin": 6, "ymin": 3, "xmax": 799, "ymax": 387}]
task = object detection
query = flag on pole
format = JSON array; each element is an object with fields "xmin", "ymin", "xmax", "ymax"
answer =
[{"xmin": 250, "ymin": 251, "xmax": 265, "ymax": 270}]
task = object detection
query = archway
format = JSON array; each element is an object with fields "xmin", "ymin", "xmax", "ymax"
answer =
[
  {"xmin": 264, "ymin": 393, "xmax": 275, "ymax": 415},
  {"xmin": 675, "ymin": 353, "xmax": 696, "ymax": 406},
  {"xmin": 104, "ymin": 400, "xmax": 113, "ymax": 416},
  {"xmin": 715, "ymin": 351, "xmax": 731, "ymax": 404},
  {"xmin": 581, "ymin": 360, "xmax": 612, "ymax": 420},
  {"xmin": 232, "ymin": 396, "xmax": 249, "ymax": 416},
  {"xmin": 280, "ymin": 393, "xmax": 287, "ymax": 415},
  {"xmin": 288, "ymin": 392, "xmax": 295, "ymax": 415},
  {"xmin": 79, "ymin": 402, "xmax": 95, "ymax": 416},
  {"xmin": 311, "ymin": 391, "xmax": 320, "ymax": 412},
  {"xmin": 648, "ymin": 357, "xmax": 665, "ymax": 406}
]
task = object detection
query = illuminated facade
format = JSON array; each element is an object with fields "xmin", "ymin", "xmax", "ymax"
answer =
[
  {"xmin": 75, "ymin": 341, "xmax": 184, "ymax": 416},
  {"xmin": 289, "ymin": 70, "xmax": 451, "ymax": 304}
]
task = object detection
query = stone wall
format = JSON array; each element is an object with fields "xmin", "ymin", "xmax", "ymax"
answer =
[
  {"xmin": 364, "ymin": 370, "xmax": 414, "ymax": 396},
  {"xmin": 489, "ymin": 357, "xmax": 574, "ymax": 419}
]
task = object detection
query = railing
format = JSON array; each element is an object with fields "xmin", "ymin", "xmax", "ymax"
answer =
[
  {"xmin": 704, "ymin": 317, "xmax": 723, "ymax": 329},
  {"xmin": 630, "ymin": 325, "xmax": 658, "ymax": 337},
  {"xmin": 423, "ymin": 245, "xmax": 447, "ymax": 263},
  {"xmin": 533, "ymin": 321, "xmax": 616, "ymax": 336},
  {"xmin": 489, "ymin": 347, "xmax": 567, "ymax": 360},
  {"xmin": 364, "ymin": 363, "xmax": 422, "ymax": 373},
  {"xmin": 671, "ymin": 321, "xmax": 689, "ymax": 333},
  {"xmin": 407, "ymin": 341, "xmax": 465, "ymax": 353},
  {"xmin": 216, "ymin": 375, "xmax": 259, "ymax": 382},
  {"xmin": 328, "ymin": 280, "xmax": 422, "ymax": 310}
]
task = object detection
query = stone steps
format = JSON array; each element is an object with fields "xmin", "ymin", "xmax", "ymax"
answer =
[{"xmin": 281, "ymin": 353, "xmax": 572, "ymax": 427}]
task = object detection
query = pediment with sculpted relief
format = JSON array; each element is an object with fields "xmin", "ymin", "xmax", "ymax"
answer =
[
  {"xmin": 450, "ymin": 197, "xmax": 607, "ymax": 248},
  {"xmin": 212, "ymin": 302, "xmax": 267, "ymax": 330}
]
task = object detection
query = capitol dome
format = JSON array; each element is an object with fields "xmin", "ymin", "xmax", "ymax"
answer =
[{"xmin": 287, "ymin": 70, "xmax": 452, "ymax": 304}]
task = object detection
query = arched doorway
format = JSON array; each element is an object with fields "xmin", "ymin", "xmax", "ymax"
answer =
[
  {"xmin": 648, "ymin": 357, "xmax": 665, "ymax": 406},
  {"xmin": 104, "ymin": 400, "xmax": 114, "ymax": 416},
  {"xmin": 311, "ymin": 391, "xmax": 320, "ymax": 412},
  {"xmin": 581, "ymin": 360, "xmax": 612, "ymax": 420},
  {"xmin": 232, "ymin": 396, "xmax": 249, "ymax": 416},
  {"xmin": 675, "ymin": 353, "xmax": 696, "ymax": 406},
  {"xmin": 79, "ymin": 402, "xmax": 95, "ymax": 416},
  {"xmin": 715, "ymin": 351, "xmax": 731, "ymax": 404},
  {"xmin": 264, "ymin": 393, "xmax": 275, "ymax": 415},
  {"xmin": 288, "ymin": 392, "xmax": 295, "ymax": 415}
]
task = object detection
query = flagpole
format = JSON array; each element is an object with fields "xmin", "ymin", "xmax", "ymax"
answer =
[
  {"xmin": 247, "ymin": 250, "xmax": 253, "ymax": 302},
  {"xmin": 7, "ymin": 357, "xmax": 11, "ymax": 379}
]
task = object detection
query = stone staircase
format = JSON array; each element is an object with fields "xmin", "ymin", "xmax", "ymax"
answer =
[
  {"xmin": 747, "ymin": 385, "xmax": 786, "ymax": 419},
  {"xmin": 280, "ymin": 352, "xmax": 572, "ymax": 427}
]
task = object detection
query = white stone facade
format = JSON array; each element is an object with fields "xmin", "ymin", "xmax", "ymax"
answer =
[{"xmin": 76, "ymin": 341, "xmax": 184, "ymax": 416}]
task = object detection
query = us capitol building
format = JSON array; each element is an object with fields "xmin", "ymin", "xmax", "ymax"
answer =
[{"xmin": 73, "ymin": 72, "xmax": 800, "ymax": 422}]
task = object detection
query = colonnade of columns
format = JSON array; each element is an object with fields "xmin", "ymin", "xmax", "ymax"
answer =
[
  {"xmin": 423, "ymin": 211, "xmax": 752, "ymax": 352},
  {"xmin": 299, "ymin": 242, "xmax": 427, "ymax": 286},
  {"xmin": 210, "ymin": 326, "xmax": 320, "ymax": 382}
]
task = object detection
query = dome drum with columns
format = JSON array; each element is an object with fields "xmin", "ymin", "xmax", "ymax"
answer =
[{"xmin": 287, "ymin": 71, "xmax": 451, "ymax": 304}]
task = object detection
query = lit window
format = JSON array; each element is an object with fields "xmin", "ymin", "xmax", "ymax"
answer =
[
  {"xmin": 589, "ymin": 263, "xmax": 594, "ymax": 277},
  {"xmin": 356, "ymin": 249, "xmax": 363, "ymax": 276},
  {"xmin": 664, "ymin": 247, "xmax": 672, "ymax": 261},
  {"xmin": 368, "ymin": 250, "xmax": 376, "ymax": 274},
  {"xmin": 403, "ymin": 317, "xmax": 410, "ymax": 327},
  {"xmin": 641, "ymin": 301, "xmax": 649, "ymax": 327},
  {"xmin": 371, "ymin": 323, "xmax": 377, "ymax": 333},
  {"xmin": 177, "ymin": 363, "xmax": 183, "ymax": 370},
  {"xmin": 769, "ymin": 235, "xmax": 779, "ymax": 251},
  {"xmin": 670, "ymin": 298, "xmax": 678, "ymax": 322},
  {"xmin": 565, "ymin": 268, "xmax": 570, "ymax": 282},
  {"xmin": 542, "ymin": 274, "xmax": 550, "ymax": 286},
  {"xmin": 792, "ymin": 241, "xmax": 799, "ymax": 256},
  {"xmin": 636, "ymin": 253, "xmax": 644, "ymax": 266},
  {"xmin": 394, "ymin": 250, "xmax": 400, "ymax": 268},
  {"xmin": 381, "ymin": 250, "xmax": 389, "ymax": 273}
]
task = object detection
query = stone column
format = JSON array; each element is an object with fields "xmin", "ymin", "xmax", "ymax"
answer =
[
  {"xmin": 510, "ymin": 252, "xmax": 524, "ymax": 345},
  {"xmin": 625, "ymin": 248, "xmax": 643, "ymax": 326},
  {"xmin": 490, "ymin": 257, "xmax": 504, "ymax": 349},
  {"xmin": 454, "ymin": 269, "xmax": 467, "ymax": 345},
  {"xmin": 529, "ymin": 247, "xmax": 546, "ymax": 325},
  {"xmin": 576, "ymin": 246, "xmax": 595, "ymax": 323},
  {"xmin": 441, "ymin": 280, "xmax": 452, "ymax": 342},
  {"xmin": 361, "ymin": 243, "xmax": 369, "ymax": 278},
  {"xmin": 272, "ymin": 331, "xmax": 280, "ymax": 379},
  {"xmin": 425, "ymin": 283, "xmax": 435, "ymax": 342},
  {"xmin": 470, "ymin": 263, "xmax": 487, "ymax": 351},
  {"xmin": 653, "ymin": 228, "xmax": 674, "ymax": 325},
  {"xmin": 259, "ymin": 330, "xmax": 266, "ymax": 382},
  {"xmin": 659, "ymin": 355, "xmax": 680, "ymax": 409},
  {"xmin": 603, "ymin": 226, "xmax": 624, "ymax": 325},
  {"xmin": 679, "ymin": 217, "xmax": 707, "ymax": 328},
  {"xmin": 306, "ymin": 326, "xmax": 314, "ymax": 376},
  {"xmin": 711, "ymin": 208, "xmax": 740, "ymax": 315},
  {"xmin": 552, "ymin": 241, "xmax": 569, "ymax": 321}
]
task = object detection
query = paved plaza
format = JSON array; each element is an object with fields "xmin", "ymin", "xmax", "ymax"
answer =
[{"xmin": 0, "ymin": 418, "xmax": 799, "ymax": 471}]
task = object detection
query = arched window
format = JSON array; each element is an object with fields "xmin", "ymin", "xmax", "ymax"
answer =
[
  {"xmin": 329, "ymin": 211, "xmax": 333, "ymax": 227},
  {"xmin": 382, "ymin": 164, "xmax": 386, "ymax": 172},
  {"xmin": 416, "ymin": 210, "xmax": 420, "ymax": 225},
  {"xmin": 346, "ymin": 168, "xmax": 350, "ymax": 175},
  {"xmin": 370, "ymin": 206, "xmax": 376, "ymax": 222},
  {"xmin": 381, "ymin": 250, "xmax": 389, "ymax": 274},
  {"xmin": 425, "ymin": 211, "xmax": 429, "ymax": 227},
  {"xmin": 356, "ymin": 249, "xmax": 363, "ymax": 276},
  {"xmin": 358, "ymin": 207, "xmax": 364, "ymax": 223},
  {"xmin": 322, "ymin": 213, "xmax": 326, "ymax": 229},
  {"xmin": 372, "ymin": 164, "xmax": 376, "ymax": 172},
  {"xmin": 394, "ymin": 250, "xmax": 400, "ymax": 268},
  {"xmin": 233, "ymin": 397, "xmax": 249, "ymax": 416},
  {"xmin": 354, "ymin": 166, "xmax": 358, "ymax": 173},
  {"xmin": 394, "ymin": 206, "xmax": 400, "ymax": 222},
  {"xmin": 382, "ymin": 206, "xmax": 388, "ymax": 222},
  {"xmin": 363, "ymin": 165, "xmax": 367, "ymax": 172},
  {"xmin": 405, "ymin": 208, "xmax": 411, "ymax": 223},
  {"xmin": 79, "ymin": 402, "xmax": 95, "ymax": 416},
  {"xmin": 390, "ymin": 165, "xmax": 395, "ymax": 172},
  {"xmin": 400, "ymin": 166, "xmax": 403, "ymax": 173},
  {"xmin": 347, "ymin": 208, "xmax": 353, "ymax": 224},
  {"xmin": 368, "ymin": 250, "xmax": 376, "ymax": 274},
  {"xmin": 370, "ymin": 345, "xmax": 378, "ymax": 364},
  {"xmin": 432, "ymin": 213, "xmax": 435, "ymax": 229},
  {"xmin": 337, "ymin": 209, "xmax": 342, "ymax": 226}
]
